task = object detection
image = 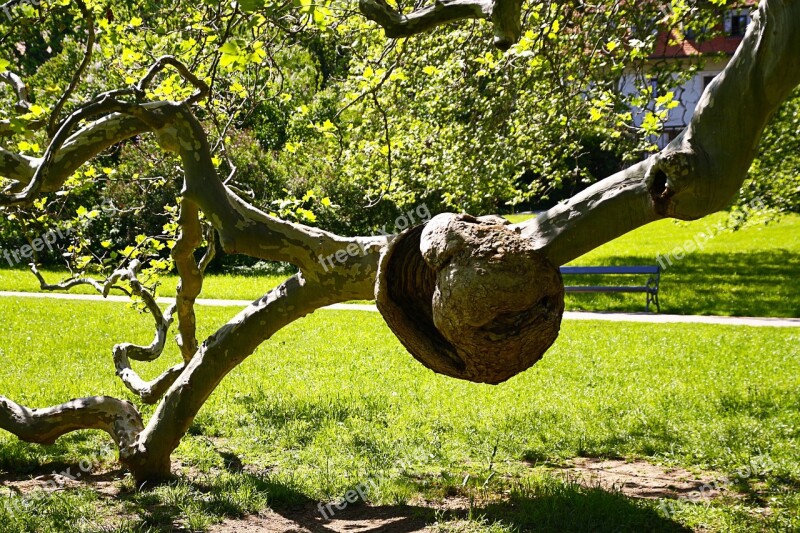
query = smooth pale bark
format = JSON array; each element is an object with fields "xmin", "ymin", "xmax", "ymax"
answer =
[
  {"xmin": 0, "ymin": 0, "xmax": 798, "ymax": 484},
  {"xmin": 0, "ymin": 396, "xmax": 143, "ymax": 450}
]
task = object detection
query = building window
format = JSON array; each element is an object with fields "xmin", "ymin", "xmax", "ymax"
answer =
[
  {"xmin": 725, "ymin": 10, "xmax": 751, "ymax": 37},
  {"xmin": 682, "ymin": 23, "xmax": 710, "ymax": 42},
  {"xmin": 703, "ymin": 75, "xmax": 716, "ymax": 89}
]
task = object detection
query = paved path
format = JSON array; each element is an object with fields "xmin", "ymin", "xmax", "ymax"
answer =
[{"xmin": 1, "ymin": 290, "xmax": 798, "ymax": 328}]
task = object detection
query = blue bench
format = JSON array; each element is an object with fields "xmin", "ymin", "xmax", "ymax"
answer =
[{"xmin": 559, "ymin": 266, "xmax": 661, "ymax": 313}]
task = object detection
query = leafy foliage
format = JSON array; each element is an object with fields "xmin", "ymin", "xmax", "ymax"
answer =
[{"xmin": 0, "ymin": 0, "xmax": 796, "ymax": 275}]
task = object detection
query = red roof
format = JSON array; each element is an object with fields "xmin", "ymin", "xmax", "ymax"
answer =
[
  {"xmin": 652, "ymin": 30, "xmax": 744, "ymax": 58},
  {"xmin": 650, "ymin": 1, "xmax": 757, "ymax": 59}
]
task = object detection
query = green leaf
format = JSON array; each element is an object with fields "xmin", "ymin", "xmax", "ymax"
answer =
[{"xmin": 238, "ymin": 0, "xmax": 266, "ymax": 11}]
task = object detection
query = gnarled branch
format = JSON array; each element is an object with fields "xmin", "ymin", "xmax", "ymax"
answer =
[
  {"xmin": 32, "ymin": 262, "xmax": 181, "ymax": 403},
  {"xmin": 358, "ymin": 0, "xmax": 523, "ymax": 49},
  {"xmin": 107, "ymin": 259, "xmax": 175, "ymax": 363},
  {"xmin": 0, "ymin": 395, "xmax": 143, "ymax": 453},
  {"xmin": 0, "ymin": 70, "xmax": 32, "ymax": 113},
  {"xmin": 518, "ymin": 0, "xmax": 800, "ymax": 266},
  {"xmin": 171, "ymin": 199, "xmax": 205, "ymax": 362},
  {"xmin": 359, "ymin": 0, "xmax": 492, "ymax": 37}
]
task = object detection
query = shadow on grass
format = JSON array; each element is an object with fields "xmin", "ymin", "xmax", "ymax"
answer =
[
  {"xmin": 565, "ymin": 250, "xmax": 800, "ymax": 317},
  {"xmin": 274, "ymin": 483, "xmax": 690, "ymax": 532},
  {"xmin": 0, "ymin": 453, "xmax": 692, "ymax": 532}
]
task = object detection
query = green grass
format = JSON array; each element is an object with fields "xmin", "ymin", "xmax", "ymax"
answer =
[
  {"xmin": 560, "ymin": 212, "xmax": 800, "ymax": 317},
  {"xmin": 1, "ymin": 212, "xmax": 797, "ymax": 317},
  {"xmin": 0, "ymin": 298, "xmax": 798, "ymax": 531}
]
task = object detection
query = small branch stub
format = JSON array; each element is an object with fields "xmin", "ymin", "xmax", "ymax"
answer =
[{"xmin": 376, "ymin": 213, "xmax": 564, "ymax": 384}]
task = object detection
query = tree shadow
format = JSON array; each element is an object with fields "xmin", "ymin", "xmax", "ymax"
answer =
[
  {"xmin": 274, "ymin": 483, "xmax": 691, "ymax": 532},
  {"xmin": 0, "ymin": 451, "xmax": 694, "ymax": 532}
]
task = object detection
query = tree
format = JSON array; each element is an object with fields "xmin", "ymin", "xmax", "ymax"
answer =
[{"xmin": 0, "ymin": 0, "xmax": 798, "ymax": 485}]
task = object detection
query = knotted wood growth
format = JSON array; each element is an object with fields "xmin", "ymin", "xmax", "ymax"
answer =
[{"xmin": 377, "ymin": 213, "xmax": 564, "ymax": 384}]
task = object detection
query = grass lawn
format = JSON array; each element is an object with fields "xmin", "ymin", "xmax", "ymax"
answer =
[
  {"xmin": 0, "ymin": 298, "xmax": 798, "ymax": 531},
  {"xmin": 0, "ymin": 212, "xmax": 797, "ymax": 318},
  {"xmin": 512, "ymin": 212, "xmax": 800, "ymax": 317}
]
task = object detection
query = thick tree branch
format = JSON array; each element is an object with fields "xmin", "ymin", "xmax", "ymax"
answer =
[
  {"xmin": 519, "ymin": 0, "xmax": 800, "ymax": 266},
  {"xmin": 1, "ymin": 54, "xmax": 208, "ymax": 193},
  {"xmin": 1, "ymin": 93, "xmax": 167, "ymax": 206},
  {"xmin": 154, "ymin": 104, "xmax": 387, "ymax": 282},
  {"xmin": 125, "ymin": 273, "xmax": 339, "ymax": 481},
  {"xmin": 0, "ymin": 113, "xmax": 153, "ymax": 188},
  {"xmin": 171, "ymin": 199, "xmax": 205, "ymax": 362},
  {"xmin": 359, "ymin": 0, "xmax": 492, "ymax": 38},
  {"xmin": 359, "ymin": 0, "xmax": 523, "ymax": 49},
  {"xmin": 0, "ymin": 395, "xmax": 143, "ymax": 452}
]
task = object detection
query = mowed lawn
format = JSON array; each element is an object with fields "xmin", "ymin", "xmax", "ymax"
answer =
[
  {"xmin": 0, "ymin": 298, "xmax": 798, "ymax": 531},
  {"xmin": 509, "ymin": 212, "xmax": 800, "ymax": 317},
  {"xmin": 0, "ymin": 212, "xmax": 797, "ymax": 317}
]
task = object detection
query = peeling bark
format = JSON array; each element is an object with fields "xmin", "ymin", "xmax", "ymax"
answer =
[
  {"xmin": 0, "ymin": 396, "xmax": 143, "ymax": 452},
  {"xmin": 172, "ymin": 199, "xmax": 205, "ymax": 362}
]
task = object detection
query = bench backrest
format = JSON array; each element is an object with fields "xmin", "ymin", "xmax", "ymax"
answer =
[{"xmin": 559, "ymin": 266, "xmax": 660, "ymax": 275}]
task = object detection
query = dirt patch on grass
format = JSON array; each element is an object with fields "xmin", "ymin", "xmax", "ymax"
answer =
[
  {"xmin": 214, "ymin": 504, "xmax": 432, "ymax": 532},
  {"xmin": 0, "ymin": 467, "xmax": 124, "ymax": 498},
  {"xmin": 210, "ymin": 458, "xmax": 728, "ymax": 532},
  {"xmin": 557, "ymin": 457, "xmax": 720, "ymax": 500}
]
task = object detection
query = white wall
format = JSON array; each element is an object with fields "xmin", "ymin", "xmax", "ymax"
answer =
[{"xmin": 621, "ymin": 58, "xmax": 731, "ymax": 148}]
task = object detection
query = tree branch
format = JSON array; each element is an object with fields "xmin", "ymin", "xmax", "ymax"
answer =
[
  {"xmin": 0, "ymin": 92, "xmax": 167, "ymax": 207},
  {"xmin": 359, "ymin": 0, "xmax": 523, "ymax": 49},
  {"xmin": 518, "ymin": 0, "xmax": 800, "ymax": 266},
  {"xmin": 125, "ymin": 273, "xmax": 337, "ymax": 482},
  {"xmin": 114, "ymin": 358, "xmax": 185, "ymax": 405},
  {"xmin": 359, "ymin": 0, "xmax": 492, "ymax": 38},
  {"xmin": 0, "ymin": 70, "xmax": 32, "ymax": 113},
  {"xmin": 0, "ymin": 395, "xmax": 143, "ymax": 452},
  {"xmin": 106, "ymin": 259, "xmax": 175, "ymax": 363},
  {"xmin": 171, "ymin": 199, "xmax": 205, "ymax": 362}
]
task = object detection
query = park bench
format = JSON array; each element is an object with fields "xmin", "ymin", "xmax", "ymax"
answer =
[{"xmin": 559, "ymin": 265, "xmax": 661, "ymax": 313}]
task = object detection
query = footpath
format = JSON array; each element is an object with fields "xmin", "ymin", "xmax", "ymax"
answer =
[{"xmin": 0, "ymin": 291, "xmax": 798, "ymax": 328}]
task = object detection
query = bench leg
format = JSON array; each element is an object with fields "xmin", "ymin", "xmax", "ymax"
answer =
[{"xmin": 646, "ymin": 290, "xmax": 660, "ymax": 313}]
